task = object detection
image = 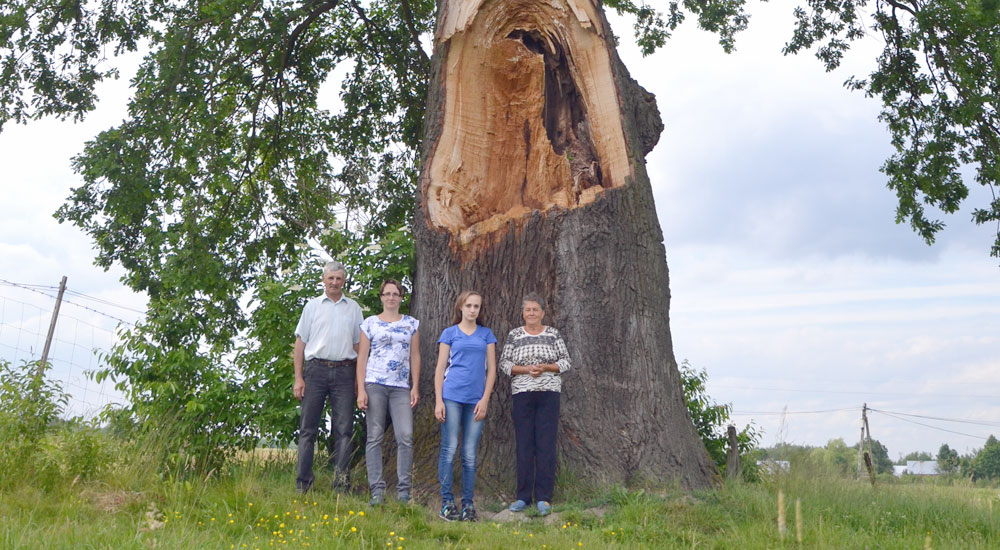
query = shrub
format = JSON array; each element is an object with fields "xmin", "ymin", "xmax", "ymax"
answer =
[{"xmin": 679, "ymin": 360, "xmax": 761, "ymax": 481}]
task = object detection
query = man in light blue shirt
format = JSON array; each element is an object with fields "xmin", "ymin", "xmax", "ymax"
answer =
[{"xmin": 293, "ymin": 260, "xmax": 363, "ymax": 493}]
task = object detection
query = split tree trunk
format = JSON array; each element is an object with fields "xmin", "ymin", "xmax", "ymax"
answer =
[{"xmin": 408, "ymin": 0, "xmax": 717, "ymax": 499}]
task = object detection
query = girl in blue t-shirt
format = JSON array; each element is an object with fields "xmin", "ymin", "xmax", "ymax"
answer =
[{"xmin": 434, "ymin": 290, "xmax": 497, "ymax": 522}]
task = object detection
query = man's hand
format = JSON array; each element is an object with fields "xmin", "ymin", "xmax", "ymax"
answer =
[
  {"xmin": 357, "ymin": 388, "xmax": 368, "ymax": 410},
  {"xmin": 294, "ymin": 377, "xmax": 306, "ymax": 401},
  {"xmin": 435, "ymin": 400, "xmax": 446, "ymax": 422},
  {"xmin": 410, "ymin": 387, "xmax": 420, "ymax": 408}
]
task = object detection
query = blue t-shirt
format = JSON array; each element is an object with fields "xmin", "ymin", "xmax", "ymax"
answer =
[{"xmin": 438, "ymin": 324, "xmax": 498, "ymax": 404}]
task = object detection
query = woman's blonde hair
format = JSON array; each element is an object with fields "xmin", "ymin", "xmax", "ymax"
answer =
[{"xmin": 451, "ymin": 290, "xmax": 484, "ymax": 325}]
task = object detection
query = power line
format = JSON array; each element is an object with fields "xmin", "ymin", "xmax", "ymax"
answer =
[
  {"xmin": 871, "ymin": 409, "xmax": 990, "ymax": 440},
  {"xmin": 712, "ymin": 384, "xmax": 1000, "ymax": 400},
  {"xmin": 732, "ymin": 406, "xmax": 858, "ymax": 415},
  {"xmin": 868, "ymin": 408, "xmax": 1000, "ymax": 428}
]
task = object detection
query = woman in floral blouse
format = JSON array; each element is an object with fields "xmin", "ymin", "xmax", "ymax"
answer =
[
  {"xmin": 499, "ymin": 293, "xmax": 571, "ymax": 516},
  {"xmin": 356, "ymin": 279, "xmax": 420, "ymax": 506}
]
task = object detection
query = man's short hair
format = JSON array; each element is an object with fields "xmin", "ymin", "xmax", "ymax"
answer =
[{"xmin": 324, "ymin": 260, "xmax": 347, "ymax": 275}]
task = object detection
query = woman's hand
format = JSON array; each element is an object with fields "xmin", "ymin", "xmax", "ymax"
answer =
[
  {"xmin": 528, "ymin": 365, "xmax": 544, "ymax": 378},
  {"xmin": 474, "ymin": 396, "xmax": 490, "ymax": 421},
  {"xmin": 410, "ymin": 387, "xmax": 420, "ymax": 409},
  {"xmin": 435, "ymin": 400, "xmax": 446, "ymax": 422}
]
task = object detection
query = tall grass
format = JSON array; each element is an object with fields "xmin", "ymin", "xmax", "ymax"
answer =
[
  {"xmin": 6, "ymin": 452, "xmax": 998, "ymax": 549},
  {"xmin": 2, "ymin": 371, "xmax": 999, "ymax": 549}
]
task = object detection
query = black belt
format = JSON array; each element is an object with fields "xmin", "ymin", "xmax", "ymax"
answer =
[{"xmin": 309, "ymin": 358, "xmax": 356, "ymax": 367}]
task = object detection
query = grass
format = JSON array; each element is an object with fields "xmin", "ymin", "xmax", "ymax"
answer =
[{"xmin": 2, "ymin": 456, "xmax": 999, "ymax": 550}]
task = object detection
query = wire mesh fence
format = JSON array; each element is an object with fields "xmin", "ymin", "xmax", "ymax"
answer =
[{"xmin": 0, "ymin": 279, "xmax": 139, "ymax": 419}]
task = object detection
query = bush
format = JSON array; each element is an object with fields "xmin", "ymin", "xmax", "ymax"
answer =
[
  {"xmin": 0, "ymin": 360, "xmax": 112, "ymax": 490},
  {"xmin": 679, "ymin": 360, "xmax": 761, "ymax": 481}
]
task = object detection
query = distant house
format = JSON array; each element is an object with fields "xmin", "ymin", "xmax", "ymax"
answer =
[
  {"xmin": 893, "ymin": 460, "xmax": 940, "ymax": 477},
  {"xmin": 757, "ymin": 459, "xmax": 790, "ymax": 474}
]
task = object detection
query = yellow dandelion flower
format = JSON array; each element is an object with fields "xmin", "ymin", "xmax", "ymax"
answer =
[
  {"xmin": 359, "ymin": 511, "xmax": 365, "ymax": 517},
  {"xmin": 211, "ymin": 518, "xmax": 216, "ymax": 522},
  {"xmin": 229, "ymin": 513, "xmax": 233, "ymax": 517},
  {"xmin": 323, "ymin": 515, "xmax": 328, "ymax": 520},
  {"xmin": 279, "ymin": 523, "xmax": 285, "ymax": 528},
  {"xmin": 351, "ymin": 527, "xmax": 357, "ymax": 532},
  {"xmin": 334, "ymin": 517, "xmax": 340, "ymax": 522},
  {"xmin": 578, "ymin": 543, "xmax": 583, "ymax": 547},
  {"xmin": 389, "ymin": 532, "xmax": 395, "ymax": 536},
  {"xmin": 529, "ymin": 534, "xmax": 533, "ymax": 538},
  {"xmin": 249, "ymin": 503, "xmax": 254, "ymax": 507},
  {"xmin": 313, "ymin": 501, "xmax": 318, "ymax": 506},
  {"xmin": 398, "ymin": 537, "xmax": 404, "ymax": 541},
  {"xmin": 229, "ymin": 520, "xmax": 235, "ymax": 524},
  {"xmin": 349, "ymin": 510, "xmax": 355, "ymax": 515}
]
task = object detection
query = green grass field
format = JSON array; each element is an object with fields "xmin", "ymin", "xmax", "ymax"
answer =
[{"xmin": 2, "ymin": 455, "xmax": 998, "ymax": 550}]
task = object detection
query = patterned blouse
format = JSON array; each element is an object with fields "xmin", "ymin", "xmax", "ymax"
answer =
[
  {"xmin": 499, "ymin": 326, "xmax": 572, "ymax": 394},
  {"xmin": 360, "ymin": 314, "xmax": 419, "ymax": 389}
]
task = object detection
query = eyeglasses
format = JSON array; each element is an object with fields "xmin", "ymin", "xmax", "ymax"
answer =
[{"xmin": 381, "ymin": 292, "xmax": 401, "ymax": 298}]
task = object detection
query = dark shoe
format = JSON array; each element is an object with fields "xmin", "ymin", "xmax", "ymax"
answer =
[
  {"xmin": 439, "ymin": 501, "xmax": 460, "ymax": 521},
  {"xmin": 460, "ymin": 502, "xmax": 479, "ymax": 522}
]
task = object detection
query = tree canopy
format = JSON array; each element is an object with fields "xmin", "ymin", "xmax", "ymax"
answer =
[{"xmin": 1, "ymin": 0, "xmax": 997, "ymax": 460}]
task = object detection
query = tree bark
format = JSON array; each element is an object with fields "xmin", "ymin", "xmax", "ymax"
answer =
[{"xmin": 408, "ymin": 0, "xmax": 717, "ymax": 499}]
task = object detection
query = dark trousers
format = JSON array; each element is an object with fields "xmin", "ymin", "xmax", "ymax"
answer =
[
  {"xmin": 296, "ymin": 359, "xmax": 355, "ymax": 492},
  {"xmin": 512, "ymin": 391, "xmax": 560, "ymax": 504}
]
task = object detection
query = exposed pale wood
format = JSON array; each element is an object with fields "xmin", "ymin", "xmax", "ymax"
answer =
[{"xmin": 425, "ymin": 0, "xmax": 630, "ymax": 247}]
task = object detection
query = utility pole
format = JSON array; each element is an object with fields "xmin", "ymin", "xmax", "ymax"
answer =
[
  {"xmin": 36, "ymin": 275, "xmax": 68, "ymax": 386},
  {"xmin": 857, "ymin": 403, "xmax": 867, "ymax": 480}
]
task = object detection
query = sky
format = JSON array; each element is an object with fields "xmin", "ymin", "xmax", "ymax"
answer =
[{"xmin": 1, "ymin": 3, "xmax": 998, "ymax": 459}]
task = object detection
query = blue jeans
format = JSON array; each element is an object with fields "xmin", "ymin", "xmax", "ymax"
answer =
[
  {"xmin": 296, "ymin": 359, "xmax": 355, "ymax": 492},
  {"xmin": 438, "ymin": 399, "xmax": 485, "ymax": 505}
]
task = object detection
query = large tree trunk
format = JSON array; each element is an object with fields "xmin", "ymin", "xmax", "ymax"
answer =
[{"xmin": 408, "ymin": 0, "xmax": 717, "ymax": 499}]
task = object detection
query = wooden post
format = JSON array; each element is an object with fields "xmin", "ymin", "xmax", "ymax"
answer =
[
  {"xmin": 861, "ymin": 404, "xmax": 876, "ymax": 485},
  {"xmin": 856, "ymin": 403, "xmax": 866, "ymax": 480},
  {"xmin": 726, "ymin": 424, "xmax": 741, "ymax": 479},
  {"xmin": 36, "ymin": 275, "xmax": 67, "ymax": 387}
]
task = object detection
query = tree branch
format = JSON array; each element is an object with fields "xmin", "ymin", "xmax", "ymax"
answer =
[
  {"xmin": 398, "ymin": 0, "xmax": 430, "ymax": 67},
  {"xmin": 282, "ymin": 0, "xmax": 340, "ymax": 72}
]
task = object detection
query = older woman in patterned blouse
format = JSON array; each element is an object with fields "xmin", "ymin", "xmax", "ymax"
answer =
[
  {"xmin": 499, "ymin": 293, "xmax": 571, "ymax": 516},
  {"xmin": 356, "ymin": 279, "xmax": 421, "ymax": 506}
]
